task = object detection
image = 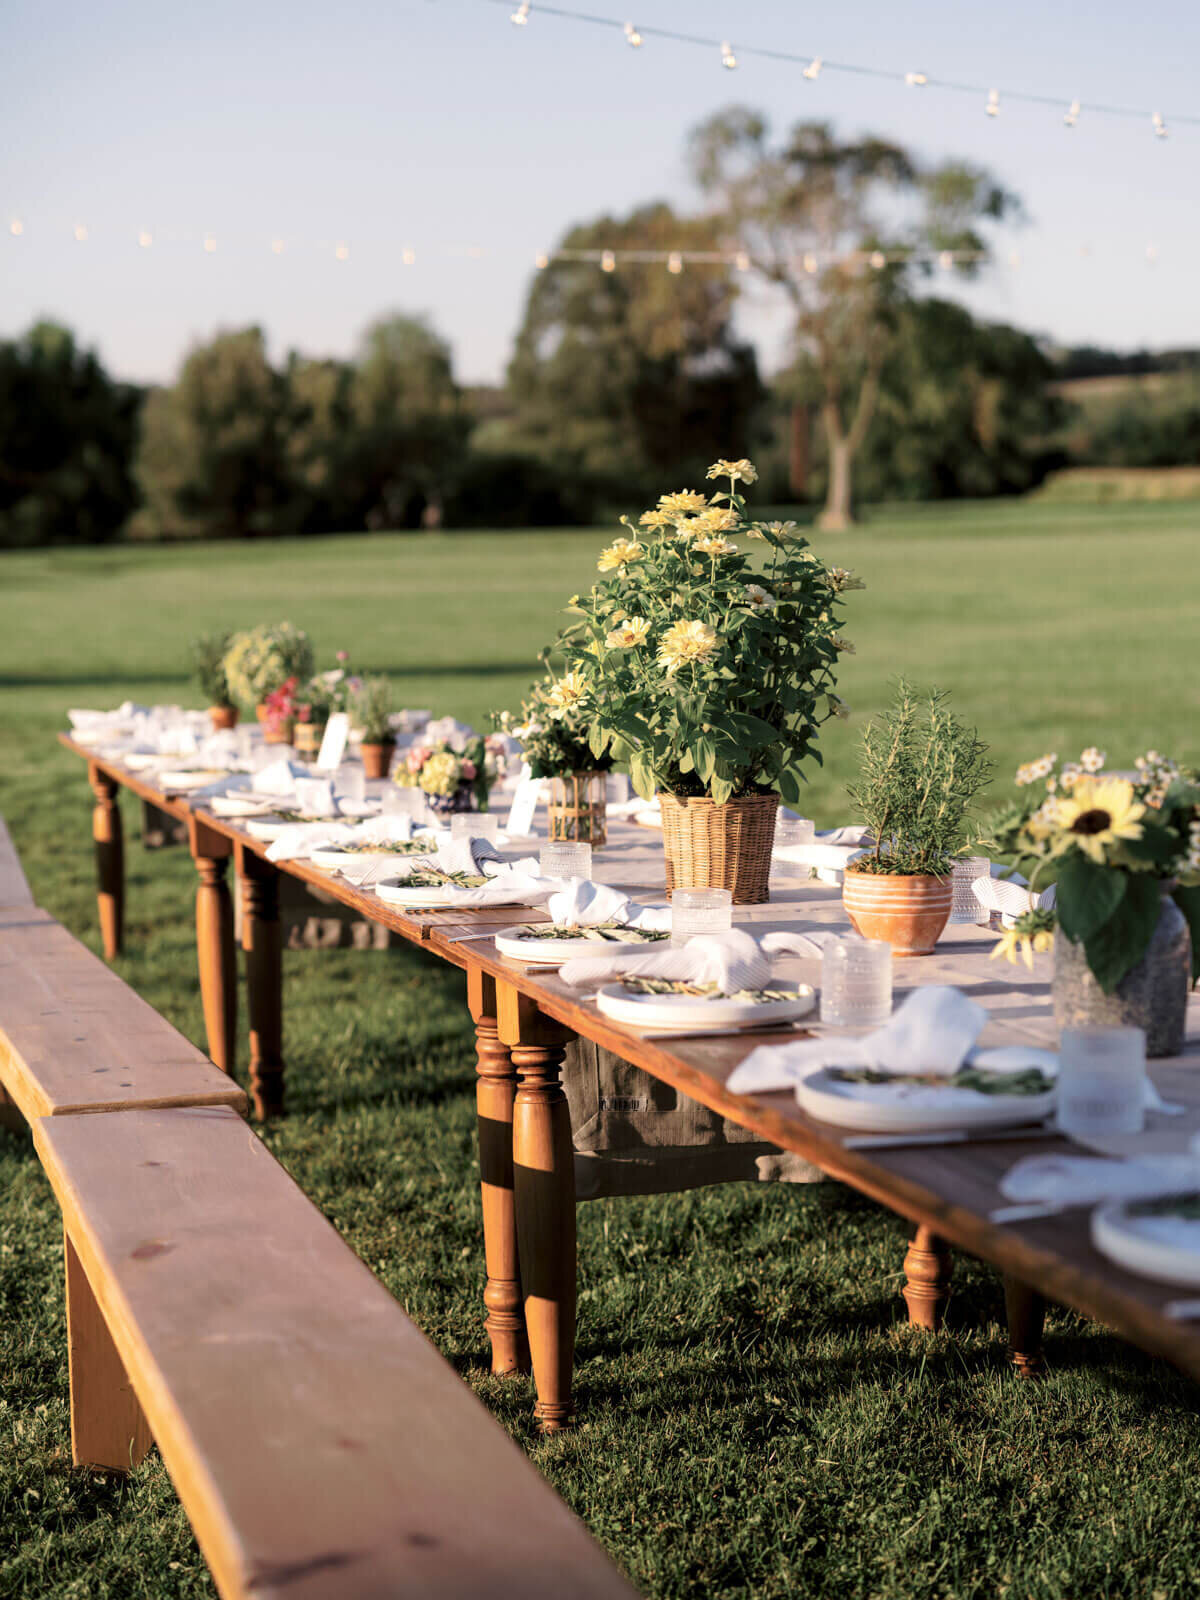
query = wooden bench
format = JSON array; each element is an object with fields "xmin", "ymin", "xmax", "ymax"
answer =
[
  {"xmin": 0, "ymin": 904, "xmax": 247, "ymax": 1122},
  {"xmin": 0, "ymin": 815, "xmax": 34, "ymax": 909},
  {"xmin": 34, "ymin": 1105, "xmax": 637, "ymax": 1600}
]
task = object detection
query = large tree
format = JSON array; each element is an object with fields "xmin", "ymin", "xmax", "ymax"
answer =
[
  {"xmin": 505, "ymin": 202, "xmax": 763, "ymax": 496},
  {"xmin": 690, "ymin": 112, "xmax": 1018, "ymax": 527}
]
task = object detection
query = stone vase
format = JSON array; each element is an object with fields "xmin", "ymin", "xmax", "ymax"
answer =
[{"xmin": 1052, "ymin": 887, "xmax": 1191, "ymax": 1058}]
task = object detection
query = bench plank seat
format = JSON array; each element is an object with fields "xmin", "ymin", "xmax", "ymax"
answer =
[
  {"xmin": 0, "ymin": 907, "xmax": 247, "ymax": 1120},
  {"xmin": 0, "ymin": 817, "xmax": 34, "ymax": 908},
  {"xmin": 34, "ymin": 1106, "xmax": 636, "ymax": 1600}
]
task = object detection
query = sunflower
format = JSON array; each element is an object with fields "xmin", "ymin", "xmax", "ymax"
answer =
[{"xmin": 1051, "ymin": 776, "xmax": 1146, "ymax": 864}]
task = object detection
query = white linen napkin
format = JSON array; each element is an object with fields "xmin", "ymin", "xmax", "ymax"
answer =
[
  {"xmin": 607, "ymin": 794, "xmax": 658, "ymax": 820},
  {"xmin": 292, "ymin": 777, "xmax": 337, "ymax": 817},
  {"xmin": 252, "ymin": 758, "xmax": 306, "ymax": 797},
  {"xmin": 971, "ymin": 869, "xmax": 1057, "ymax": 925},
  {"xmin": 265, "ymin": 822, "xmax": 359, "ymax": 863},
  {"xmin": 423, "ymin": 715, "xmax": 474, "ymax": 750},
  {"xmin": 560, "ymin": 928, "xmax": 775, "ymax": 992},
  {"xmin": 998, "ymin": 1151, "xmax": 1200, "ymax": 1208},
  {"xmin": 546, "ymin": 878, "xmax": 672, "ymax": 933},
  {"xmin": 431, "ymin": 835, "xmax": 505, "ymax": 876}
]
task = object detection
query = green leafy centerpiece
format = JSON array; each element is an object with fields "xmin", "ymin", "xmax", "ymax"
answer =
[
  {"xmin": 352, "ymin": 676, "xmax": 396, "ymax": 779},
  {"xmin": 989, "ymin": 747, "xmax": 1199, "ymax": 1055},
  {"xmin": 191, "ymin": 631, "xmax": 237, "ymax": 731},
  {"xmin": 495, "ymin": 676, "xmax": 614, "ymax": 846},
  {"xmin": 843, "ymin": 681, "xmax": 992, "ymax": 955},
  {"xmin": 552, "ymin": 457, "xmax": 860, "ymax": 902},
  {"xmin": 223, "ymin": 623, "xmax": 315, "ymax": 743}
]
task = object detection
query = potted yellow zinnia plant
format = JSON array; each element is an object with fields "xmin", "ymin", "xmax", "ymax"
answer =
[{"xmin": 553, "ymin": 458, "xmax": 860, "ymax": 902}]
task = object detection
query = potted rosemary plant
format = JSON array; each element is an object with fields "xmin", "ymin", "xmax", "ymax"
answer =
[
  {"xmin": 191, "ymin": 631, "xmax": 237, "ymax": 731},
  {"xmin": 556, "ymin": 458, "xmax": 859, "ymax": 902},
  {"xmin": 844, "ymin": 682, "xmax": 992, "ymax": 954},
  {"xmin": 495, "ymin": 676, "xmax": 614, "ymax": 846},
  {"xmin": 222, "ymin": 623, "xmax": 315, "ymax": 742},
  {"xmin": 353, "ymin": 676, "xmax": 396, "ymax": 779}
]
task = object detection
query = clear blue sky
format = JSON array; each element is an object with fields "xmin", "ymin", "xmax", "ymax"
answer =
[{"xmin": 3, "ymin": 0, "xmax": 1197, "ymax": 386}]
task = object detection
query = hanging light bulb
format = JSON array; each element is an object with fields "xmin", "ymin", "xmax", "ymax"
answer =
[
  {"xmin": 985, "ymin": 89, "xmax": 1000, "ymax": 118},
  {"xmin": 904, "ymin": 70, "xmax": 927, "ymax": 87},
  {"xmin": 73, "ymin": 223, "xmax": 88, "ymax": 242},
  {"xmin": 720, "ymin": 40, "xmax": 737, "ymax": 69},
  {"xmin": 335, "ymin": 242, "xmax": 350, "ymax": 261},
  {"xmin": 1152, "ymin": 110, "xmax": 1168, "ymax": 139},
  {"xmin": 401, "ymin": 247, "xmax": 416, "ymax": 266},
  {"xmin": 1064, "ymin": 98, "xmax": 1080, "ymax": 128},
  {"xmin": 869, "ymin": 250, "xmax": 887, "ymax": 270},
  {"xmin": 600, "ymin": 249, "xmax": 616, "ymax": 272},
  {"xmin": 1008, "ymin": 249, "xmax": 1021, "ymax": 269},
  {"xmin": 138, "ymin": 228, "xmax": 153, "ymax": 248},
  {"xmin": 938, "ymin": 250, "xmax": 955, "ymax": 270},
  {"xmin": 734, "ymin": 250, "xmax": 751, "ymax": 271},
  {"xmin": 203, "ymin": 234, "xmax": 217, "ymax": 253},
  {"xmin": 623, "ymin": 21, "xmax": 642, "ymax": 46},
  {"xmin": 511, "ymin": 1, "xmax": 530, "ymax": 23},
  {"xmin": 802, "ymin": 250, "xmax": 818, "ymax": 274},
  {"xmin": 534, "ymin": 251, "xmax": 549, "ymax": 269},
  {"xmin": 802, "ymin": 56, "xmax": 822, "ymax": 80},
  {"xmin": 9, "ymin": 218, "xmax": 24, "ymax": 236},
  {"xmin": 271, "ymin": 238, "xmax": 285, "ymax": 255},
  {"xmin": 667, "ymin": 251, "xmax": 683, "ymax": 274},
  {"xmin": 1146, "ymin": 243, "xmax": 1159, "ymax": 265}
]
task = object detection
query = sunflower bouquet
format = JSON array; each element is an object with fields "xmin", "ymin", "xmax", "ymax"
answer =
[
  {"xmin": 551, "ymin": 458, "xmax": 860, "ymax": 806},
  {"xmin": 988, "ymin": 747, "xmax": 1200, "ymax": 991}
]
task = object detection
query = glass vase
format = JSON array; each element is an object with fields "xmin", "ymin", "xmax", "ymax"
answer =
[{"xmin": 547, "ymin": 772, "xmax": 608, "ymax": 847}]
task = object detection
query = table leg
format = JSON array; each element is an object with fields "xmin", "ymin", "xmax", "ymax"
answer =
[
  {"xmin": 88, "ymin": 764, "xmax": 124, "ymax": 960},
  {"xmin": 467, "ymin": 969, "xmax": 529, "ymax": 1376},
  {"xmin": 190, "ymin": 819, "xmax": 237, "ymax": 1077},
  {"xmin": 499, "ymin": 984, "xmax": 576, "ymax": 1432},
  {"xmin": 240, "ymin": 849, "xmax": 285, "ymax": 1120},
  {"xmin": 902, "ymin": 1225, "xmax": 953, "ymax": 1331},
  {"xmin": 1004, "ymin": 1276, "xmax": 1047, "ymax": 1377}
]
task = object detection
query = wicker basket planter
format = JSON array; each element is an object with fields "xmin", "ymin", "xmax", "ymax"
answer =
[
  {"xmin": 548, "ymin": 772, "xmax": 608, "ymax": 847},
  {"xmin": 658, "ymin": 791, "xmax": 779, "ymax": 905},
  {"xmin": 842, "ymin": 868, "xmax": 953, "ymax": 956}
]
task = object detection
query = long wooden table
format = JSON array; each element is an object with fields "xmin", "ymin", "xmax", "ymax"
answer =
[{"xmin": 60, "ymin": 734, "xmax": 1200, "ymax": 1431}]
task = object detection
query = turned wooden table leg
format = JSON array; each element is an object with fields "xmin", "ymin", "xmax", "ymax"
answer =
[
  {"xmin": 65, "ymin": 1228, "xmax": 152, "ymax": 1470},
  {"xmin": 239, "ymin": 847, "xmax": 285, "ymax": 1120},
  {"xmin": 499, "ymin": 984, "xmax": 576, "ymax": 1432},
  {"xmin": 189, "ymin": 818, "xmax": 237, "ymax": 1077},
  {"xmin": 902, "ymin": 1224, "xmax": 953, "ymax": 1331},
  {"xmin": 88, "ymin": 764, "xmax": 124, "ymax": 959},
  {"xmin": 1004, "ymin": 1276, "xmax": 1047, "ymax": 1378},
  {"xmin": 467, "ymin": 969, "xmax": 529, "ymax": 1376}
]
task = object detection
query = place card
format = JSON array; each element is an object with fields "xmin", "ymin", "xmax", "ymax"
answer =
[
  {"xmin": 506, "ymin": 764, "xmax": 545, "ymax": 836},
  {"xmin": 315, "ymin": 713, "xmax": 350, "ymax": 772}
]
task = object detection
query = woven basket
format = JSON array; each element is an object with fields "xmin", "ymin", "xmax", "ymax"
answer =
[
  {"xmin": 658, "ymin": 791, "xmax": 779, "ymax": 904},
  {"xmin": 548, "ymin": 772, "xmax": 608, "ymax": 846}
]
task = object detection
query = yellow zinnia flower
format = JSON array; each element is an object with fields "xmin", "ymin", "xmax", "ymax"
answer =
[
  {"xmin": 1052, "ymin": 776, "xmax": 1146, "ymax": 864},
  {"xmin": 657, "ymin": 620, "xmax": 719, "ymax": 676},
  {"xmin": 657, "ymin": 489, "xmax": 709, "ymax": 516},
  {"xmin": 597, "ymin": 537, "xmax": 645, "ymax": 571},
  {"xmin": 693, "ymin": 536, "xmax": 739, "ymax": 558},
  {"xmin": 547, "ymin": 670, "xmax": 588, "ymax": 711},
  {"xmin": 697, "ymin": 505, "xmax": 740, "ymax": 533},
  {"xmin": 638, "ymin": 509, "xmax": 675, "ymax": 528},
  {"xmin": 605, "ymin": 616, "xmax": 651, "ymax": 649},
  {"xmin": 829, "ymin": 633, "xmax": 856, "ymax": 654},
  {"xmin": 706, "ymin": 458, "xmax": 758, "ymax": 484}
]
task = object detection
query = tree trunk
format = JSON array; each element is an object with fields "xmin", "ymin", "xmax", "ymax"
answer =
[
  {"xmin": 788, "ymin": 402, "xmax": 811, "ymax": 499},
  {"xmin": 819, "ymin": 435, "xmax": 854, "ymax": 530}
]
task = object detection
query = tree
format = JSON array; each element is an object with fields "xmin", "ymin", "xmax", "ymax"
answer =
[
  {"xmin": 0, "ymin": 322, "xmax": 140, "ymax": 547},
  {"xmin": 134, "ymin": 327, "xmax": 293, "ymax": 538},
  {"xmin": 690, "ymin": 112, "xmax": 1018, "ymax": 527},
  {"xmin": 504, "ymin": 202, "xmax": 763, "ymax": 500}
]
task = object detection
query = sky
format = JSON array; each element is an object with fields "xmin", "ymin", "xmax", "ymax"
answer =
[{"xmin": 2, "ymin": 0, "xmax": 1198, "ymax": 387}]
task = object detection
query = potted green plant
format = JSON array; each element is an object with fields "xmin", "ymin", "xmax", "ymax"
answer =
[
  {"xmin": 843, "ymin": 682, "xmax": 993, "ymax": 954},
  {"xmin": 222, "ymin": 623, "xmax": 315, "ymax": 739},
  {"xmin": 353, "ymin": 676, "xmax": 396, "ymax": 779},
  {"xmin": 191, "ymin": 631, "xmax": 237, "ymax": 731},
  {"xmin": 989, "ymin": 747, "xmax": 1200, "ymax": 1055},
  {"xmin": 557, "ymin": 458, "xmax": 861, "ymax": 902},
  {"xmin": 494, "ymin": 676, "xmax": 615, "ymax": 845}
]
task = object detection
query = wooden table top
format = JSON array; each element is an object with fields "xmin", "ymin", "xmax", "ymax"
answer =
[{"xmin": 61, "ymin": 733, "xmax": 1200, "ymax": 1381}]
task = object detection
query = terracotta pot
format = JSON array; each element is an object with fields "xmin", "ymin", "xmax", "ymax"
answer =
[
  {"xmin": 842, "ymin": 869, "xmax": 953, "ymax": 956},
  {"xmin": 293, "ymin": 721, "xmax": 324, "ymax": 762},
  {"xmin": 256, "ymin": 703, "xmax": 294, "ymax": 746},
  {"xmin": 360, "ymin": 741, "xmax": 395, "ymax": 781},
  {"xmin": 658, "ymin": 791, "xmax": 778, "ymax": 905},
  {"xmin": 209, "ymin": 704, "xmax": 238, "ymax": 732}
]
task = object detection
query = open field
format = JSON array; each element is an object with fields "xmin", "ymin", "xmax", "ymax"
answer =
[{"xmin": 2, "ymin": 498, "xmax": 1200, "ymax": 1599}]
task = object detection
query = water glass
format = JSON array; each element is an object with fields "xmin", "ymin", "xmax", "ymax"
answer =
[
  {"xmin": 1057, "ymin": 1026, "xmax": 1146, "ymax": 1137},
  {"xmin": 776, "ymin": 816, "xmax": 816, "ymax": 850},
  {"xmin": 452, "ymin": 812, "xmax": 499, "ymax": 844},
  {"xmin": 950, "ymin": 856, "xmax": 992, "ymax": 924},
  {"xmin": 383, "ymin": 785, "xmax": 418, "ymax": 818},
  {"xmin": 820, "ymin": 938, "xmax": 893, "ymax": 1027},
  {"xmin": 540, "ymin": 841, "xmax": 593, "ymax": 880},
  {"xmin": 234, "ymin": 724, "xmax": 257, "ymax": 768},
  {"xmin": 669, "ymin": 887, "xmax": 733, "ymax": 947},
  {"xmin": 336, "ymin": 763, "xmax": 366, "ymax": 805}
]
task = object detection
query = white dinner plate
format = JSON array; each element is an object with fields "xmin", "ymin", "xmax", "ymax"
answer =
[
  {"xmin": 493, "ymin": 926, "xmax": 669, "ymax": 964},
  {"xmin": 794, "ymin": 1067, "xmax": 1057, "ymax": 1132},
  {"xmin": 158, "ymin": 768, "xmax": 232, "ymax": 791},
  {"xmin": 374, "ymin": 878, "xmax": 531, "ymax": 909},
  {"xmin": 210, "ymin": 793, "xmax": 286, "ymax": 817},
  {"xmin": 596, "ymin": 983, "xmax": 815, "ymax": 1031},
  {"xmin": 1091, "ymin": 1199, "xmax": 1200, "ymax": 1288},
  {"xmin": 121, "ymin": 752, "xmax": 171, "ymax": 771},
  {"xmin": 309, "ymin": 838, "xmax": 437, "ymax": 873}
]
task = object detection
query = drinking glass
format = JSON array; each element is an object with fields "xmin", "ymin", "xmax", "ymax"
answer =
[
  {"xmin": 336, "ymin": 764, "xmax": 366, "ymax": 805},
  {"xmin": 669, "ymin": 887, "xmax": 733, "ymax": 947},
  {"xmin": 1057, "ymin": 1026, "xmax": 1146, "ymax": 1137},
  {"xmin": 820, "ymin": 938, "xmax": 893, "ymax": 1026},
  {"xmin": 452, "ymin": 812, "xmax": 499, "ymax": 844},
  {"xmin": 539, "ymin": 841, "xmax": 593, "ymax": 880},
  {"xmin": 234, "ymin": 724, "xmax": 257, "ymax": 768},
  {"xmin": 950, "ymin": 856, "xmax": 992, "ymax": 924},
  {"xmin": 383, "ymin": 785, "xmax": 418, "ymax": 818},
  {"xmin": 776, "ymin": 816, "xmax": 816, "ymax": 850}
]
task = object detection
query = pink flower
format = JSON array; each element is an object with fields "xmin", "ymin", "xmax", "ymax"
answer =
[
  {"xmin": 336, "ymin": 650, "xmax": 349, "ymax": 663},
  {"xmin": 460, "ymin": 759, "xmax": 477, "ymax": 780},
  {"xmin": 407, "ymin": 745, "xmax": 430, "ymax": 774}
]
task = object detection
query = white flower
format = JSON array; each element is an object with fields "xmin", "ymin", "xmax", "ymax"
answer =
[
  {"xmin": 706, "ymin": 458, "xmax": 758, "ymax": 484},
  {"xmin": 1079, "ymin": 746, "xmax": 1106, "ymax": 773},
  {"xmin": 742, "ymin": 584, "xmax": 776, "ymax": 610}
]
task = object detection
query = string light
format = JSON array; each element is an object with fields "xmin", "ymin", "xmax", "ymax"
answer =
[
  {"xmin": 138, "ymin": 228, "xmax": 153, "ymax": 248},
  {"xmin": 73, "ymin": 223, "xmax": 88, "ymax": 242},
  {"xmin": 1064, "ymin": 98, "xmax": 1081, "ymax": 128},
  {"xmin": 666, "ymin": 250, "xmax": 683, "ymax": 273},
  {"xmin": 203, "ymin": 234, "xmax": 217, "ymax": 253},
  {"xmin": 986, "ymin": 89, "xmax": 1000, "ymax": 118},
  {"xmin": 869, "ymin": 250, "xmax": 887, "ymax": 269},
  {"xmin": 9, "ymin": 218, "xmax": 23, "ymax": 237},
  {"xmin": 334, "ymin": 242, "xmax": 350, "ymax": 261},
  {"xmin": 802, "ymin": 56, "xmax": 822, "ymax": 80},
  {"xmin": 601, "ymin": 249, "xmax": 616, "ymax": 272},
  {"xmin": 734, "ymin": 250, "xmax": 751, "ymax": 271},
  {"xmin": 1153, "ymin": 110, "xmax": 1168, "ymax": 139},
  {"xmin": 720, "ymin": 39, "xmax": 737, "ymax": 69},
  {"xmin": 904, "ymin": 71, "xmax": 927, "ymax": 87},
  {"xmin": 938, "ymin": 249, "xmax": 955, "ymax": 270},
  {"xmin": 271, "ymin": 238, "xmax": 286, "ymax": 254},
  {"xmin": 802, "ymin": 250, "xmax": 819, "ymax": 274},
  {"xmin": 510, "ymin": 1, "xmax": 530, "ymax": 22},
  {"xmin": 623, "ymin": 20, "xmax": 642, "ymax": 46},
  {"xmin": 1008, "ymin": 248, "xmax": 1021, "ymax": 268},
  {"xmin": 401, "ymin": 247, "xmax": 416, "ymax": 265},
  {"xmin": 534, "ymin": 251, "xmax": 549, "ymax": 268},
  {"xmin": 1146, "ymin": 243, "xmax": 1159, "ymax": 264}
]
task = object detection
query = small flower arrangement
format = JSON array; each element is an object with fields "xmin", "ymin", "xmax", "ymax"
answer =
[
  {"xmin": 393, "ymin": 733, "xmax": 508, "ymax": 812},
  {"xmin": 223, "ymin": 623, "xmax": 315, "ymax": 708},
  {"xmin": 494, "ymin": 677, "xmax": 615, "ymax": 781},
  {"xmin": 988, "ymin": 746, "xmax": 1200, "ymax": 991},
  {"xmin": 294, "ymin": 652, "xmax": 361, "ymax": 727},
  {"xmin": 552, "ymin": 458, "xmax": 861, "ymax": 806},
  {"xmin": 261, "ymin": 676, "xmax": 299, "ymax": 737}
]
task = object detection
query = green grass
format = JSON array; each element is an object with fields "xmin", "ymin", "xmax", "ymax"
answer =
[{"xmin": 2, "ymin": 499, "xmax": 1200, "ymax": 1599}]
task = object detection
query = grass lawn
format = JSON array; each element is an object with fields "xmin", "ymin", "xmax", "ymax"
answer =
[{"xmin": 2, "ymin": 496, "xmax": 1200, "ymax": 1599}]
